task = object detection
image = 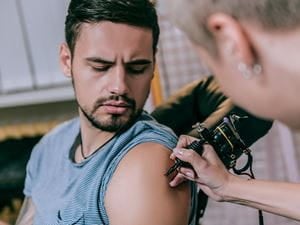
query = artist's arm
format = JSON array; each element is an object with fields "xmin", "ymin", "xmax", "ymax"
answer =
[
  {"xmin": 171, "ymin": 141, "xmax": 300, "ymax": 221},
  {"xmin": 151, "ymin": 76, "xmax": 231, "ymax": 135},
  {"xmin": 15, "ymin": 197, "xmax": 35, "ymax": 225},
  {"xmin": 223, "ymin": 176, "xmax": 300, "ymax": 221},
  {"xmin": 105, "ymin": 142, "xmax": 191, "ymax": 225},
  {"xmin": 151, "ymin": 75, "xmax": 272, "ymax": 145}
]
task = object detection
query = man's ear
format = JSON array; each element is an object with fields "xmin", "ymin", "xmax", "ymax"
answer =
[
  {"xmin": 152, "ymin": 54, "xmax": 156, "ymax": 80},
  {"xmin": 59, "ymin": 43, "xmax": 72, "ymax": 77},
  {"xmin": 206, "ymin": 13, "xmax": 254, "ymax": 65}
]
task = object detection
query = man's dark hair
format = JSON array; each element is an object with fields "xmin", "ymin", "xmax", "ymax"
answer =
[{"xmin": 65, "ymin": 0, "xmax": 160, "ymax": 54}]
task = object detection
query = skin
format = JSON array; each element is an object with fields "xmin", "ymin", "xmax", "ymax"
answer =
[
  {"xmin": 106, "ymin": 142, "xmax": 190, "ymax": 225},
  {"xmin": 170, "ymin": 135, "xmax": 300, "ymax": 221},
  {"xmin": 169, "ymin": 12, "xmax": 300, "ymax": 221},
  {"xmin": 16, "ymin": 21, "xmax": 191, "ymax": 225},
  {"xmin": 194, "ymin": 14, "xmax": 300, "ymax": 129},
  {"xmin": 60, "ymin": 22, "xmax": 156, "ymax": 156},
  {"xmin": 15, "ymin": 197, "xmax": 35, "ymax": 225}
]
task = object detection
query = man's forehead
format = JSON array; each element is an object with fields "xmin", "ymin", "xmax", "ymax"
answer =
[
  {"xmin": 74, "ymin": 21, "xmax": 154, "ymax": 60},
  {"xmin": 78, "ymin": 21, "xmax": 152, "ymax": 39}
]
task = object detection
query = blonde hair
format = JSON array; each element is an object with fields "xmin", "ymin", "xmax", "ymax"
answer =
[{"xmin": 168, "ymin": 0, "xmax": 300, "ymax": 53}]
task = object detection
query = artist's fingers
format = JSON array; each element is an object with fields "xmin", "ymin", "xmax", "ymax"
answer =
[
  {"xmin": 172, "ymin": 147, "xmax": 208, "ymax": 171},
  {"xmin": 169, "ymin": 172, "xmax": 187, "ymax": 187},
  {"xmin": 178, "ymin": 167, "xmax": 197, "ymax": 180},
  {"xmin": 201, "ymin": 145, "xmax": 227, "ymax": 169},
  {"xmin": 171, "ymin": 135, "xmax": 201, "ymax": 161},
  {"xmin": 175, "ymin": 135, "xmax": 199, "ymax": 149}
]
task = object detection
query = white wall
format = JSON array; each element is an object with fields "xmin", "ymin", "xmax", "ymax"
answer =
[{"xmin": 0, "ymin": 0, "xmax": 73, "ymax": 107}]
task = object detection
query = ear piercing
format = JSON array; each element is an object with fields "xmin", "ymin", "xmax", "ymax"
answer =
[{"xmin": 238, "ymin": 62, "xmax": 262, "ymax": 79}]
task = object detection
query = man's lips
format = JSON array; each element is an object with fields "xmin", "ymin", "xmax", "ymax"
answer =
[
  {"xmin": 103, "ymin": 100, "xmax": 132, "ymax": 107},
  {"xmin": 101, "ymin": 100, "xmax": 132, "ymax": 114}
]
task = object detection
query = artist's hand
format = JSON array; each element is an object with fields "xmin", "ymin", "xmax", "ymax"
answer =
[{"xmin": 169, "ymin": 135, "xmax": 233, "ymax": 201}]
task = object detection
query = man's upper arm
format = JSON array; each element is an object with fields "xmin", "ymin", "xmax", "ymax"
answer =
[
  {"xmin": 15, "ymin": 197, "xmax": 35, "ymax": 225},
  {"xmin": 105, "ymin": 142, "xmax": 191, "ymax": 225}
]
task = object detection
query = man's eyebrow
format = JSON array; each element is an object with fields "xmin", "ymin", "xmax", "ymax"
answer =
[
  {"xmin": 85, "ymin": 57, "xmax": 152, "ymax": 65},
  {"xmin": 85, "ymin": 57, "xmax": 114, "ymax": 64}
]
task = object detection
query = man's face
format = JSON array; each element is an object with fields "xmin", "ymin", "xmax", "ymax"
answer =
[{"xmin": 62, "ymin": 22, "xmax": 155, "ymax": 132}]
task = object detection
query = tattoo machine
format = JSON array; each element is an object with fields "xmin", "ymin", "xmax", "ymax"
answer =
[{"xmin": 165, "ymin": 114, "xmax": 254, "ymax": 176}]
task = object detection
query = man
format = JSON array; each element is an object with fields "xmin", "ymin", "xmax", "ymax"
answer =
[
  {"xmin": 16, "ymin": 0, "xmax": 197, "ymax": 224},
  {"xmin": 15, "ymin": 0, "xmax": 272, "ymax": 224},
  {"xmin": 164, "ymin": 0, "xmax": 300, "ymax": 221}
]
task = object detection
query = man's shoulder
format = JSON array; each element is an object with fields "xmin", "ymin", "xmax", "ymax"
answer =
[
  {"xmin": 116, "ymin": 113, "xmax": 178, "ymax": 156},
  {"xmin": 105, "ymin": 141, "xmax": 192, "ymax": 225},
  {"xmin": 29, "ymin": 117, "xmax": 79, "ymax": 158},
  {"xmin": 131, "ymin": 112, "xmax": 178, "ymax": 142},
  {"xmin": 41, "ymin": 117, "xmax": 79, "ymax": 142},
  {"xmin": 109, "ymin": 142, "xmax": 175, "ymax": 193},
  {"xmin": 104, "ymin": 113, "xmax": 196, "ymax": 225}
]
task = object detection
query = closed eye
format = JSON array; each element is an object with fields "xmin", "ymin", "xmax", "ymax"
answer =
[
  {"xmin": 125, "ymin": 59, "xmax": 152, "ymax": 75},
  {"xmin": 92, "ymin": 65, "xmax": 111, "ymax": 72},
  {"xmin": 126, "ymin": 66, "xmax": 148, "ymax": 75}
]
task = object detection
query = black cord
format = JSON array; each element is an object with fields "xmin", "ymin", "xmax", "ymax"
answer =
[
  {"xmin": 259, "ymin": 210, "xmax": 264, "ymax": 225},
  {"xmin": 234, "ymin": 150, "xmax": 264, "ymax": 225}
]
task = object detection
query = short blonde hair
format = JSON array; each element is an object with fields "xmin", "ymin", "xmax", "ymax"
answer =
[{"xmin": 168, "ymin": 0, "xmax": 300, "ymax": 54}]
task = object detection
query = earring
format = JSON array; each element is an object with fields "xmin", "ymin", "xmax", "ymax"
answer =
[{"xmin": 238, "ymin": 62, "xmax": 262, "ymax": 79}]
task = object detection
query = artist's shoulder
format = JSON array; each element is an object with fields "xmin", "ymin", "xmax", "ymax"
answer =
[{"xmin": 105, "ymin": 141, "xmax": 191, "ymax": 225}]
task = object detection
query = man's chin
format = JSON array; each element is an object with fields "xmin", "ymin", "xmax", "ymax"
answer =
[
  {"xmin": 88, "ymin": 108, "xmax": 142, "ymax": 132},
  {"xmin": 107, "ymin": 112, "xmax": 141, "ymax": 131},
  {"xmin": 93, "ymin": 115, "xmax": 132, "ymax": 132}
]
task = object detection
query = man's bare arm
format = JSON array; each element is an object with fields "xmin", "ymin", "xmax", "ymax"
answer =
[
  {"xmin": 105, "ymin": 142, "xmax": 191, "ymax": 225},
  {"xmin": 15, "ymin": 197, "xmax": 35, "ymax": 225}
]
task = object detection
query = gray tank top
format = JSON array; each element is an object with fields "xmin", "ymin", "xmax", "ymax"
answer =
[{"xmin": 24, "ymin": 112, "xmax": 197, "ymax": 225}]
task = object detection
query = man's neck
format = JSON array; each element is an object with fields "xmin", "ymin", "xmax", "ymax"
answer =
[{"xmin": 79, "ymin": 115, "xmax": 117, "ymax": 159}]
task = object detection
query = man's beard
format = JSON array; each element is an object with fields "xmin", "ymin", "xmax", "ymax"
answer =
[{"xmin": 78, "ymin": 95, "xmax": 141, "ymax": 132}]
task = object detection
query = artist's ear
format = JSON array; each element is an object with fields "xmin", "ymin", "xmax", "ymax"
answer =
[
  {"xmin": 206, "ymin": 13, "xmax": 253, "ymax": 65},
  {"xmin": 59, "ymin": 43, "xmax": 72, "ymax": 77}
]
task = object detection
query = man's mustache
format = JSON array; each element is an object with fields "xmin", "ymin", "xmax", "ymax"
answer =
[{"xmin": 92, "ymin": 95, "xmax": 136, "ymax": 112}]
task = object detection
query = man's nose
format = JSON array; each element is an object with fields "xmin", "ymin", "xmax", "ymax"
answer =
[{"xmin": 108, "ymin": 66, "xmax": 128, "ymax": 95}]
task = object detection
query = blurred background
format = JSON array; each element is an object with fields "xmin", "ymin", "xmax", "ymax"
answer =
[{"xmin": 1, "ymin": 1, "xmax": 300, "ymax": 224}]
